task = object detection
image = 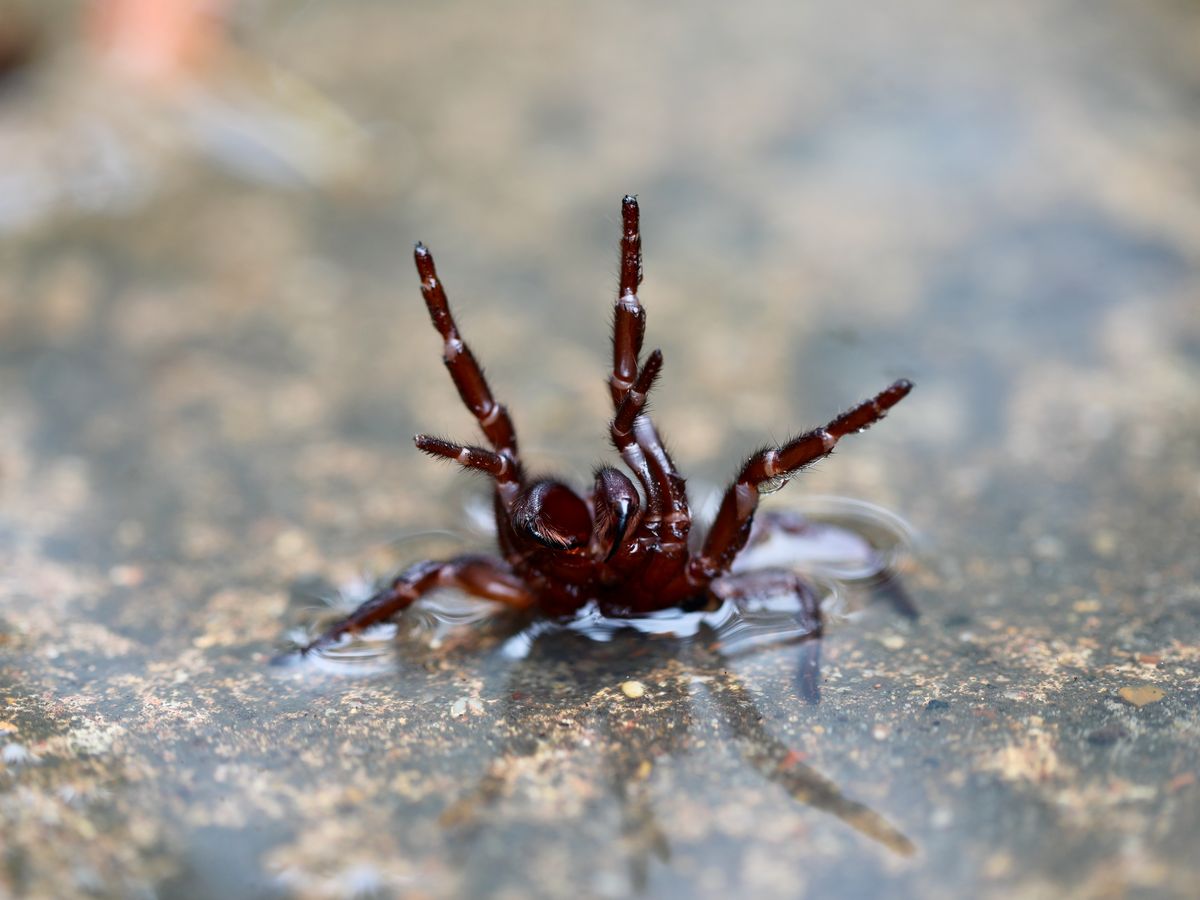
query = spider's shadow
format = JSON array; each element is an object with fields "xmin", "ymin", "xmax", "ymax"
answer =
[{"xmin": 436, "ymin": 610, "xmax": 916, "ymax": 891}]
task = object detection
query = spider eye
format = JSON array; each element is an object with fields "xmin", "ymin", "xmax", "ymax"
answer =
[{"xmin": 512, "ymin": 481, "xmax": 591, "ymax": 551}]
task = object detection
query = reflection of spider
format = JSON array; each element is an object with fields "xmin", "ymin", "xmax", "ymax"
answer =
[
  {"xmin": 438, "ymin": 625, "xmax": 915, "ymax": 892},
  {"xmin": 300, "ymin": 197, "xmax": 912, "ymax": 692}
]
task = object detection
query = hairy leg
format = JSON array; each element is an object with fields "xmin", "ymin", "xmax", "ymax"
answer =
[
  {"xmin": 609, "ymin": 195, "xmax": 646, "ymax": 408},
  {"xmin": 696, "ymin": 379, "xmax": 912, "ymax": 577},
  {"xmin": 610, "ymin": 349, "xmax": 666, "ymax": 511},
  {"xmin": 414, "ymin": 243, "xmax": 521, "ymax": 472},
  {"xmin": 300, "ymin": 554, "xmax": 534, "ymax": 655},
  {"xmin": 606, "ymin": 196, "xmax": 690, "ymax": 526},
  {"xmin": 413, "ymin": 435, "xmax": 521, "ymax": 507},
  {"xmin": 632, "ymin": 416, "xmax": 688, "ymax": 520}
]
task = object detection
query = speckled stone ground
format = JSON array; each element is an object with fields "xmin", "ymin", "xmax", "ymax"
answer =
[{"xmin": 2, "ymin": 1, "xmax": 1199, "ymax": 898}]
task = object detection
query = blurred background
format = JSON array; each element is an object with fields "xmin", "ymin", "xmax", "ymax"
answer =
[{"xmin": 1, "ymin": 1, "xmax": 1198, "ymax": 898}]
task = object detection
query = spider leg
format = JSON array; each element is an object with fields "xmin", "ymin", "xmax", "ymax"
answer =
[
  {"xmin": 695, "ymin": 379, "xmax": 913, "ymax": 577},
  {"xmin": 415, "ymin": 435, "xmax": 519, "ymax": 489},
  {"xmin": 606, "ymin": 196, "xmax": 691, "ymax": 528},
  {"xmin": 610, "ymin": 349, "xmax": 666, "ymax": 511},
  {"xmin": 631, "ymin": 415, "xmax": 690, "ymax": 536},
  {"xmin": 299, "ymin": 554, "xmax": 534, "ymax": 655},
  {"xmin": 709, "ymin": 569, "xmax": 823, "ymax": 703},
  {"xmin": 609, "ymin": 195, "xmax": 646, "ymax": 409},
  {"xmin": 414, "ymin": 243, "xmax": 521, "ymax": 474}
]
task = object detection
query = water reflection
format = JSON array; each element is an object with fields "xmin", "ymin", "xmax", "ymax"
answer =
[
  {"xmin": 440, "ymin": 626, "xmax": 915, "ymax": 892},
  {"xmin": 284, "ymin": 497, "xmax": 917, "ymax": 886},
  {"xmin": 289, "ymin": 495, "xmax": 918, "ymax": 682}
]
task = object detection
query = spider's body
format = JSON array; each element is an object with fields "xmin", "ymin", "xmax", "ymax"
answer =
[{"xmin": 301, "ymin": 197, "xmax": 912, "ymax": 667}]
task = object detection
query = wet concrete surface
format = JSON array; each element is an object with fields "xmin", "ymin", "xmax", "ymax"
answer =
[{"xmin": 2, "ymin": 0, "xmax": 1200, "ymax": 897}]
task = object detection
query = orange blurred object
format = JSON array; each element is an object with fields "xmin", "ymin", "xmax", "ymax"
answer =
[{"xmin": 88, "ymin": 0, "xmax": 230, "ymax": 82}]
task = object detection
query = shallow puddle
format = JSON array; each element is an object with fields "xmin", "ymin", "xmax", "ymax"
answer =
[{"xmin": 2, "ymin": 1, "xmax": 1199, "ymax": 897}]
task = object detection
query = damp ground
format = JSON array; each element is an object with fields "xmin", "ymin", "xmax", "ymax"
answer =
[{"xmin": 2, "ymin": 1, "xmax": 1199, "ymax": 898}]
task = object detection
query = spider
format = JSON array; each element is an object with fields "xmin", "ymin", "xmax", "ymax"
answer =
[{"xmin": 299, "ymin": 196, "xmax": 913, "ymax": 680}]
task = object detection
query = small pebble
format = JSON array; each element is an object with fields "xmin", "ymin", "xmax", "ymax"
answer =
[{"xmin": 621, "ymin": 680, "xmax": 646, "ymax": 699}]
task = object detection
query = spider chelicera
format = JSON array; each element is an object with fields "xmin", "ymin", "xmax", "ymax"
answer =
[{"xmin": 299, "ymin": 196, "xmax": 913, "ymax": 679}]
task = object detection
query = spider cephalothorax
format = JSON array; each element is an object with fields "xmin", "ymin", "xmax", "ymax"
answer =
[{"xmin": 300, "ymin": 196, "xmax": 911, "ymax": 662}]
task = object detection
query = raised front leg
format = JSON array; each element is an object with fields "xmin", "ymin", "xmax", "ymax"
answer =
[
  {"xmin": 607, "ymin": 196, "xmax": 690, "ymax": 530},
  {"xmin": 414, "ymin": 243, "xmax": 522, "ymax": 473},
  {"xmin": 609, "ymin": 195, "xmax": 646, "ymax": 408},
  {"xmin": 300, "ymin": 554, "xmax": 534, "ymax": 655},
  {"xmin": 610, "ymin": 349, "xmax": 666, "ymax": 511},
  {"xmin": 696, "ymin": 379, "xmax": 912, "ymax": 578}
]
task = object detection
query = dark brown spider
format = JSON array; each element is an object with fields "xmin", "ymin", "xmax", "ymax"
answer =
[{"xmin": 300, "ymin": 196, "xmax": 912, "ymax": 674}]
